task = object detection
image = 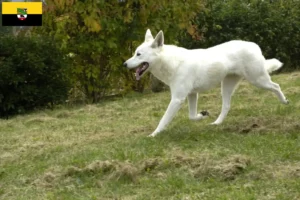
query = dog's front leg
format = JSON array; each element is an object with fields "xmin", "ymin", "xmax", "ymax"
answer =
[
  {"xmin": 188, "ymin": 93, "xmax": 209, "ymax": 120},
  {"xmin": 149, "ymin": 98, "xmax": 185, "ymax": 137}
]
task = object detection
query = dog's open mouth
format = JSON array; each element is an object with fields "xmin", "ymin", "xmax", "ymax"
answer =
[{"xmin": 135, "ymin": 62, "xmax": 149, "ymax": 80}]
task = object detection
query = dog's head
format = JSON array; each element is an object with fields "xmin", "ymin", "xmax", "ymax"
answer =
[{"xmin": 123, "ymin": 29, "xmax": 164, "ymax": 80}]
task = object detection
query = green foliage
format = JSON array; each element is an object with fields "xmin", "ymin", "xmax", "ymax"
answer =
[
  {"xmin": 35, "ymin": 0, "xmax": 203, "ymax": 102},
  {"xmin": 0, "ymin": 35, "xmax": 71, "ymax": 118},
  {"xmin": 181, "ymin": 0, "xmax": 300, "ymax": 71}
]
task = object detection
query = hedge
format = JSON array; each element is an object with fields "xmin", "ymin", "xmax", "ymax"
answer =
[{"xmin": 0, "ymin": 35, "xmax": 71, "ymax": 118}]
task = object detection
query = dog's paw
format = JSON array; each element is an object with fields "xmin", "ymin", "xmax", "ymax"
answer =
[
  {"xmin": 285, "ymin": 99, "xmax": 289, "ymax": 104},
  {"xmin": 190, "ymin": 111, "xmax": 209, "ymax": 121},
  {"xmin": 200, "ymin": 110, "xmax": 209, "ymax": 116},
  {"xmin": 148, "ymin": 133, "xmax": 157, "ymax": 137},
  {"xmin": 210, "ymin": 121, "xmax": 221, "ymax": 125}
]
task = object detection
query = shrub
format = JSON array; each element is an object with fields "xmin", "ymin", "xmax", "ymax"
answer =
[
  {"xmin": 35, "ymin": 0, "xmax": 204, "ymax": 102},
  {"xmin": 0, "ymin": 35, "xmax": 71, "ymax": 118}
]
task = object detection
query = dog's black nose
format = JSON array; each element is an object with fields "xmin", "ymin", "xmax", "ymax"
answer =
[{"xmin": 123, "ymin": 62, "xmax": 127, "ymax": 67}]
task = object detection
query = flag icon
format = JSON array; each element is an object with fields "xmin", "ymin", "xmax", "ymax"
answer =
[
  {"xmin": 17, "ymin": 8, "xmax": 27, "ymax": 21},
  {"xmin": 2, "ymin": 2, "xmax": 42, "ymax": 26}
]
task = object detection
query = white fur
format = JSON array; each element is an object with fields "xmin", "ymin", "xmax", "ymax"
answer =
[{"xmin": 124, "ymin": 29, "xmax": 288, "ymax": 137}]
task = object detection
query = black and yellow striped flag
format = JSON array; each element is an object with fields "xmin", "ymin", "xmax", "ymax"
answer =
[{"xmin": 2, "ymin": 2, "xmax": 42, "ymax": 26}]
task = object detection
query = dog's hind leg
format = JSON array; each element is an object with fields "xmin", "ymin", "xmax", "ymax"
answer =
[
  {"xmin": 188, "ymin": 93, "xmax": 209, "ymax": 120},
  {"xmin": 211, "ymin": 74, "xmax": 242, "ymax": 125},
  {"xmin": 249, "ymin": 75, "xmax": 289, "ymax": 104}
]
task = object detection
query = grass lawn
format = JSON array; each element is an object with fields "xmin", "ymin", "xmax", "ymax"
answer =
[{"xmin": 1, "ymin": 72, "xmax": 300, "ymax": 200}]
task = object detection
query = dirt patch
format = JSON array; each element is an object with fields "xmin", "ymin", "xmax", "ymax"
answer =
[
  {"xmin": 171, "ymin": 155, "xmax": 197, "ymax": 167},
  {"xmin": 34, "ymin": 154, "xmax": 252, "ymax": 188},
  {"xmin": 32, "ymin": 172, "xmax": 60, "ymax": 188},
  {"xmin": 140, "ymin": 153, "xmax": 252, "ymax": 182},
  {"xmin": 240, "ymin": 123, "xmax": 261, "ymax": 134},
  {"xmin": 213, "ymin": 155, "xmax": 251, "ymax": 180},
  {"xmin": 142, "ymin": 158, "xmax": 162, "ymax": 171},
  {"xmin": 141, "ymin": 153, "xmax": 212, "ymax": 172},
  {"xmin": 222, "ymin": 117, "xmax": 281, "ymax": 135},
  {"xmin": 65, "ymin": 161, "xmax": 117, "ymax": 176},
  {"xmin": 112, "ymin": 162, "xmax": 139, "ymax": 182},
  {"xmin": 193, "ymin": 154, "xmax": 251, "ymax": 181},
  {"xmin": 65, "ymin": 160, "xmax": 139, "ymax": 183}
]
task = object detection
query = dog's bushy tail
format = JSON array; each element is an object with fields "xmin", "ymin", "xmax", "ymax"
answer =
[{"xmin": 265, "ymin": 59, "xmax": 283, "ymax": 74}]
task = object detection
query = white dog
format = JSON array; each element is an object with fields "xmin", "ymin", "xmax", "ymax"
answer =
[{"xmin": 124, "ymin": 29, "xmax": 288, "ymax": 137}]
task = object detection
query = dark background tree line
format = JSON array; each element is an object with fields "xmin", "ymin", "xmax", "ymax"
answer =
[{"xmin": 0, "ymin": 0, "xmax": 299, "ymax": 117}]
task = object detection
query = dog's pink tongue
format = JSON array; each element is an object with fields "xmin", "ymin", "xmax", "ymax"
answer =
[{"xmin": 135, "ymin": 68, "xmax": 141, "ymax": 80}]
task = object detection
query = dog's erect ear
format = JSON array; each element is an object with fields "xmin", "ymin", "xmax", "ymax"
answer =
[
  {"xmin": 145, "ymin": 29, "xmax": 154, "ymax": 42},
  {"xmin": 151, "ymin": 30, "xmax": 164, "ymax": 48}
]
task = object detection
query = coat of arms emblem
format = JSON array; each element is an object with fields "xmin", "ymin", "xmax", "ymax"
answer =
[{"xmin": 17, "ymin": 8, "xmax": 27, "ymax": 21}]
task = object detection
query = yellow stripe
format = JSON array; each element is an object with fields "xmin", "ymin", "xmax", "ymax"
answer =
[{"xmin": 2, "ymin": 2, "xmax": 42, "ymax": 14}]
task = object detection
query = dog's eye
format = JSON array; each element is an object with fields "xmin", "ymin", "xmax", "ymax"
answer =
[{"xmin": 137, "ymin": 53, "xmax": 141, "ymax": 56}]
